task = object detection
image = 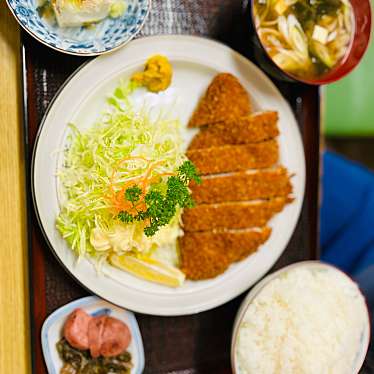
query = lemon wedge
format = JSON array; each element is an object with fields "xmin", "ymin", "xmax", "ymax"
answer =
[{"xmin": 110, "ymin": 254, "xmax": 185, "ymax": 288}]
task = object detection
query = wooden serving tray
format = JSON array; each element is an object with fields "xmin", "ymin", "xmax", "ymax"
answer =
[{"xmin": 22, "ymin": 1, "xmax": 320, "ymax": 372}]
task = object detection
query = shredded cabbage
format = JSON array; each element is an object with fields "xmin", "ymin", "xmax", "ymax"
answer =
[{"xmin": 56, "ymin": 80, "xmax": 185, "ymax": 261}]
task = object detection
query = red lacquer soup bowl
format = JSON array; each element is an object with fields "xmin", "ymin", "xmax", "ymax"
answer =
[{"xmin": 249, "ymin": 0, "xmax": 372, "ymax": 85}]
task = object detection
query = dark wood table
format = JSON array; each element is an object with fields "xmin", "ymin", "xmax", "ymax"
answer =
[{"xmin": 22, "ymin": 1, "xmax": 320, "ymax": 373}]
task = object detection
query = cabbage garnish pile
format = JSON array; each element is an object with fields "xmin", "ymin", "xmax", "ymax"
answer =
[{"xmin": 56, "ymin": 81, "xmax": 187, "ymax": 261}]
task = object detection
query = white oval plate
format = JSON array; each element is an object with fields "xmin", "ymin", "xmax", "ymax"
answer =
[
  {"xmin": 41, "ymin": 296, "xmax": 144, "ymax": 374},
  {"xmin": 32, "ymin": 35, "xmax": 306, "ymax": 316}
]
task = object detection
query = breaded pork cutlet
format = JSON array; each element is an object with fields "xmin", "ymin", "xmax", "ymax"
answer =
[
  {"xmin": 182, "ymin": 197, "xmax": 289, "ymax": 232},
  {"xmin": 180, "ymin": 227, "xmax": 271, "ymax": 279},
  {"xmin": 191, "ymin": 167, "xmax": 293, "ymax": 204},
  {"xmin": 186, "ymin": 140, "xmax": 279, "ymax": 175},
  {"xmin": 188, "ymin": 73, "xmax": 251, "ymax": 128},
  {"xmin": 189, "ymin": 111, "xmax": 279, "ymax": 149},
  {"xmin": 180, "ymin": 244, "xmax": 230, "ymax": 281}
]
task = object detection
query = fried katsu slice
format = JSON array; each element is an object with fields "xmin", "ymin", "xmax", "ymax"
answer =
[
  {"xmin": 180, "ymin": 227, "xmax": 271, "ymax": 280},
  {"xmin": 186, "ymin": 140, "xmax": 279, "ymax": 175},
  {"xmin": 188, "ymin": 73, "xmax": 251, "ymax": 128},
  {"xmin": 179, "ymin": 227, "xmax": 271, "ymax": 279},
  {"xmin": 189, "ymin": 111, "xmax": 279, "ymax": 149},
  {"xmin": 182, "ymin": 197, "xmax": 289, "ymax": 232},
  {"xmin": 190, "ymin": 167, "xmax": 293, "ymax": 204},
  {"xmin": 180, "ymin": 244, "xmax": 231, "ymax": 281}
]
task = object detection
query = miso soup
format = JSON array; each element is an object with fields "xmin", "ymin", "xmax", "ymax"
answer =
[{"xmin": 253, "ymin": 0, "xmax": 354, "ymax": 79}]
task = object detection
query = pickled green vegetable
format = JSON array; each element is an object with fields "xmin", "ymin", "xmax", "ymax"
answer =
[{"xmin": 56, "ymin": 338, "xmax": 133, "ymax": 374}]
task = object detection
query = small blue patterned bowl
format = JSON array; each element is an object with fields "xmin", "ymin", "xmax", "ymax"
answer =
[{"xmin": 6, "ymin": 0, "xmax": 151, "ymax": 56}]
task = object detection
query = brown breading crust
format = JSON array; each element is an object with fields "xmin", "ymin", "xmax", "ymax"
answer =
[
  {"xmin": 180, "ymin": 227, "xmax": 271, "ymax": 280},
  {"xmin": 186, "ymin": 140, "xmax": 279, "ymax": 175},
  {"xmin": 182, "ymin": 197, "xmax": 289, "ymax": 232},
  {"xmin": 190, "ymin": 167, "xmax": 293, "ymax": 204},
  {"xmin": 180, "ymin": 243, "xmax": 231, "ymax": 281},
  {"xmin": 179, "ymin": 227, "xmax": 271, "ymax": 279},
  {"xmin": 188, "ymin": 73, "xmax": 251, "ymax": 128},
  {"xmin": 189, "ymin": 111, "xmax": 279, "ymax": 149}
]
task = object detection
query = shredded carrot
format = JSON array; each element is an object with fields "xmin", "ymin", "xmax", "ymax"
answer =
[{"xmin": 106, "ymin": 156, "xmax": 173, "ymax": 215}]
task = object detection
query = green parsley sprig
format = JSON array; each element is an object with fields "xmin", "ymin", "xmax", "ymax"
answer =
[{"xmin": 118, "ymin": 160, "xmax": 201, "ymax": 236}]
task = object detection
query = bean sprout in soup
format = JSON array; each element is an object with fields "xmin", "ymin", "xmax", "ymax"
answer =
[{"xmin": 254, "ymin": 0, "xmax": 354, "ymax": 79}]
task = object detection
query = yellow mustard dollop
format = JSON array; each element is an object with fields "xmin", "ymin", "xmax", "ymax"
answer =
[{"xmin": 131, "ymin": 55, "xmax": 173, "ymax": 93}]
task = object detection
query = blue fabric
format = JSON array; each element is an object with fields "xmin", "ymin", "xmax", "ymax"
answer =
[{"xmin": 321, "ymin": 151, "xmax": 374, "ymax": 276}]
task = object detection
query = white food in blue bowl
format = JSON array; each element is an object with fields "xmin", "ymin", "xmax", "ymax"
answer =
[
  {"xmin": 6, "ymin": 0, "xmax": 150, "ymax": 55},
  {"xmin": 50, "ymin": 0, "xmax": 126, "ymax": 28}
]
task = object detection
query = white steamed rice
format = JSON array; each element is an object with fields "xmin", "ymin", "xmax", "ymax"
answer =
[{"xmin": 235, "ymin": 266, "xmax": 368, "ymax": 374}]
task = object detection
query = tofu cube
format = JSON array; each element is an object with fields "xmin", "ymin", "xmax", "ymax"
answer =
[{"xmin": 312, "ymin": 25, "xmax": 329, "ymax": 45}]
